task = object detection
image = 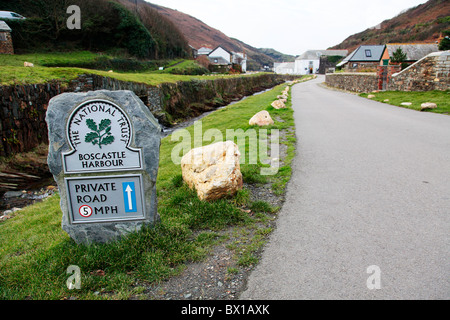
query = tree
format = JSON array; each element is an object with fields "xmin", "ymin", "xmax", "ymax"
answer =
[
  {"xmin": 390, "ymin": 48, "xmax": 407, "ymax": 63},
  {"xmin": 438, "ymin": 30, "xmax": 450, "ymax": 51}
]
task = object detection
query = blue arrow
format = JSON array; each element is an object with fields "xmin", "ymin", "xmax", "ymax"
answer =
[{"xmin": 122, "ymin": 182, "xmax": 137, "ymax": 213}]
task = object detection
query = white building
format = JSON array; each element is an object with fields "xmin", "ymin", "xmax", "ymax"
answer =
[
  {"xmin": 274, "ymin": 62, "xmax": 295, "ymax": 74},
  {"xmin": 206, "ymin": 46, "xmax": 247, "ymax": 72},
  {"xmin": 208, "ymin": 46, "xmax": 232, "ymax": 63},
  {"xmin": 231, "ymin": 51, "xmax": 247, "ymax": 73},
  {"xmin": 294, "ymin": 50, "xmax": 348, "ymax": 75}
]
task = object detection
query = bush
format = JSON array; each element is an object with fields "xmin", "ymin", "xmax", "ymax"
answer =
[{"xmin": 439, "ymin": 30, "xmax": 450, "ymax": 51}]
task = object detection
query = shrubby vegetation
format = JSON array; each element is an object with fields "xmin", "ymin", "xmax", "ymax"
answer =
[
  {"xmin": 438, "ymin": 29, "xmax": 450, "ymax": 50},
  {"xmin": 0, "ymin": 0, "xmax": 190, "ymax": 60}
]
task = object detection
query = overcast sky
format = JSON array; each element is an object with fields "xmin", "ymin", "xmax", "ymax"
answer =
[{"xmin": 147, "ymin": 0, "xmax": 429, "ymax": 55}]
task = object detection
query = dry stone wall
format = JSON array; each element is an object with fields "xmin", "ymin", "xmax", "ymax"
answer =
[
  {"xmin": 325, "ymin": 51, "xmax": 450, "ymax": 93},
  {"xmin": 0, "ymin": 73, "xmax": 294, "ymax": 157},
  {"xmin": 388, "ymin": 51, "xmax": 450, "ymax": 91},
  {"xmin": 325, "ymin": 73, "xmax": 378, "ymax": 93}
]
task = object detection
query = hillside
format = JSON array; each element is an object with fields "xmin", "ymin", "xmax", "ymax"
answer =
[
  {"xmin": 258, "ymin": 48, "xmax": 296, "ymax": 63},
  {"xmin": 330, "ymin": 0, "xmax": 450, "ymax": 52},
  {"xmin": 143, "ymin": 1, "xmax": 285, "ymax": 70},
  {"xmin": 0, "ymin": 0, "xmax": 190, "ymax": 59}
]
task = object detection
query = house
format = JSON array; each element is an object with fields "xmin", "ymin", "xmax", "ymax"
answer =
[
  {"xmin": 337, "ymin": 44, "xmax": 440, "ymax": 71},
  {"xmin": 206, "ymin": 46, "xmax": 247, "ymax": 73},
  {"xmin": 294, "ymin": 50, "xmax": 348, "ymax": 75},
  {"xmin": 274, "ymin": 62, "xmax": 295, "ymax": 75},
  {"xmin": 382, "ymin": 43, "xmax": 439, "ymax": 66},
  {"xmin": 198, "ymin": 47, "xmax": 213, "ymax": 55},
  {"xmin": 337, "ymin": 45, "xmax": 386, "ymax": 71},
  {"xmin": 189, "ymin": 45, "xmax": 198, "ymax": 59},
  {"xmin": 231, "ymin": 51, "xmax": 247, "ymax": 72},
  {"xmin": 0, "ymin": 21, "xmax": 13, "ymax": 54}
]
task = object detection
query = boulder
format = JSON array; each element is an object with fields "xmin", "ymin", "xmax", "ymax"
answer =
[
  {"xmin": 271, "ymin": 100, "xmax": 286, "ymax": 109},
  {"xmin": 420, "ymin": 102, "xmax": 437, "ymax": 111},
  {"xmin": 24, "ymin": 62, "xmax": 34, "ymax": 67},
  {"xmin": 249, "ymin": 110, "xmax": 274, "ymax": 126},
  {"xmin": 181, "ymin": 141, "xmax": 243, "ymax": 201},
  {"xmin": 367, "ymin": 94, "xmax": 375, "ymax": 99},
  {"xmin": 401, "ymin": 102, "xmax": 412, "ymax": 106}
]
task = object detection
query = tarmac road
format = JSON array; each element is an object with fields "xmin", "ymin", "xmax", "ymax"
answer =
[{"xmin": 240, "ymin": 75, "xmax": 450, "ymax": 300}]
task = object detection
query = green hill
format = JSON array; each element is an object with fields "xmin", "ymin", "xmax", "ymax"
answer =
[{"xmin": 258, "ymin": 48, "xmax": 296, "ymax": 62}]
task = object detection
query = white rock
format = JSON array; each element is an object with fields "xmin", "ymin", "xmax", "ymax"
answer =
[
  {"xmin": 249, "ymin": 110, "xmax": 274, "ymax": 126},
  {"xmin": 401, "ymin": 102, "xmax": 412, "ymax": 106},
  {"xmin": 367, "ymin": 94, "xmax": 376, "ymax": 99},
  {"xmin": 420, "ymin": 102, "xmax": 437, "ymax": 111},
  {"xmin": 181, "ymin": 141, "xmax": 243, "ymax": 201},
  {"xmin": 271, "ymin": 100, "xmax": 286, "ymax": 109}
]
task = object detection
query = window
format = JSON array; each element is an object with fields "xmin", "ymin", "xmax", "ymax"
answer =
[
  {"xmin": 0, "ymin": 33, "xmax": 6, "ymax": 41},
  {"xmin": 365, "ymin": 49, "xmax": 372, "ymax": 57}
]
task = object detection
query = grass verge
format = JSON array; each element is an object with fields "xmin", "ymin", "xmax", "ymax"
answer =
[
  {"xmin": 0, "ymin": 78, "xmax": 305, "ymax": 299},
  {"xmin": 0, "ymin": 51, "xmax": 243, "ymax": 86},
  {"xmin": 359, "ymin": 90, "xmax": 450, "ymax": 114}
]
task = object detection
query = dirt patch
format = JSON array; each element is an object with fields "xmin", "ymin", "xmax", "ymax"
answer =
[{"xmin": 0, "ymin": 144, "xmax": 56, "ymax": 213}]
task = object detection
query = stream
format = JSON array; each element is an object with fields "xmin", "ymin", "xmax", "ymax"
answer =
[{"xmin": 0, "ymin": 86, "xmax": 275, "ymax": 215}]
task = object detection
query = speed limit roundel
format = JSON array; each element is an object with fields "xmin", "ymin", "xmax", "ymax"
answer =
[{"xmin": 79, "ymin": 205, "xmax": 93, "ymax": 218}]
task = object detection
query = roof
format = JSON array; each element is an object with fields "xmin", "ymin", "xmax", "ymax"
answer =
[
  {"xmin": 386, "ymin": 43, "xmax": 439, "ymax": 61},
  {"xmin": 337, "ymin": 45, "xmax": 386, "ymax": 66},
  {"xmin": 0, "ymin": 21, "xmax": 11, "ymax": 32},
  {"xmin": 208, "ymin": 46, "xmax": 233, "ymax": 57},
  {"xmin": 296, "ymin": 50, "xmax": 348, "ymax": 60},
  {"xmin": 208, "ymin": 56, "xmax": 230, "ymax": 65},
  {"xmin": 198, "ymin": 47, "xmax": 213, "ymax": 54},
  {"xmin": 350, "ymin": 45, "xmax": 385, "ymax": 62}
]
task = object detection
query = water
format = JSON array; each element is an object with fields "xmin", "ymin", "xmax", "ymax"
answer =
[{"xmin": 160, "ymin": 87, "xmax": 273, "ymax": 138}]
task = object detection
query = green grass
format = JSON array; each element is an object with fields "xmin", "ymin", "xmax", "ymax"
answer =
[
  {"xmin": 359, "ymin": 90, "xmax": 450, "ymax": 114},
  {"xmin": 0, "ymin": 78, "xmax": 306, "ymax": 299},
  {"xmin": 0, "ymin": 51, "xmax": 105, "ymax": 67},
  {"xmin": 0, "ymin": 51, "xmax": 240, "ymax": 86}
]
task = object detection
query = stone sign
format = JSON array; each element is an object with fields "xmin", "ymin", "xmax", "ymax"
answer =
[
  {"xmin": 46, "ymin": 90, "xmax": 161, "ymax": 244},
  {"xmin": 63, "ymin": 99, "xmax": 143, "ymax": 173}
]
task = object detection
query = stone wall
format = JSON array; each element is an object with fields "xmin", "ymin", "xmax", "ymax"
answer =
[
  {"xmin": 325, "ymin": 73, "xmax": 378, "ymax": 93},
  {"xmin": 326, "ymin": 51, "xmax": 450, "ymax": 93},
  {"xmin": 0, "ymin": 82, "xmax": 65, "ymax": 156},
  {"xmin": 388, "ymin": 51, "xmax": 450, "ymax": 91},
  {"xmin": 0, "ymin": 73, "xmax": 293, "ymax": 157},
  {"xmin": 0, "ymin": 31, "xmax": 14, "ymax": 55}
]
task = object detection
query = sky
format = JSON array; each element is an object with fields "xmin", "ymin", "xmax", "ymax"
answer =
[{"xmin": 147, "ymin": 0, "xmax": 429, "ymax": 56}]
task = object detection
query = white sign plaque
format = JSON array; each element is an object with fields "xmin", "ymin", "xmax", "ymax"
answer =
[{"xmin": 63, "ymin": 99, "xmax": 143, "ymax": 174}]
